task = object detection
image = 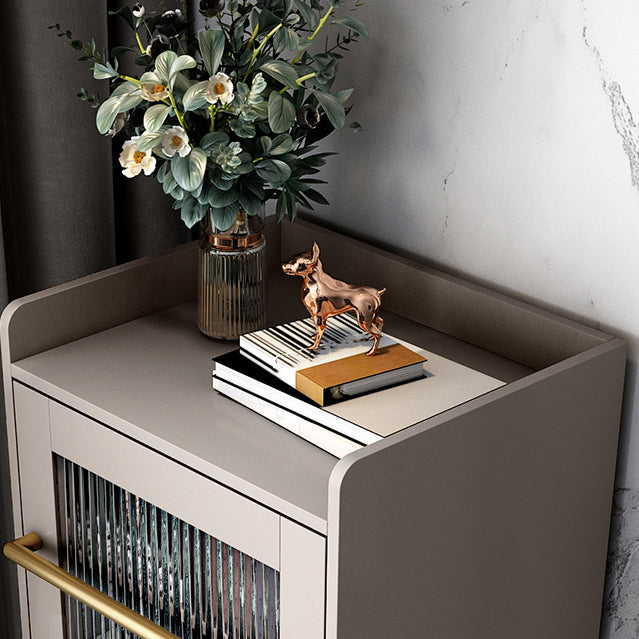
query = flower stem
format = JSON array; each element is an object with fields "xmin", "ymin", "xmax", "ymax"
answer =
[
  {"xmin": 243, "ymin": 23, "xmax": 283, "ymax": 81},
  {"xmin": 168, "ymin": 90, "xmax": 188, "ymax": 132},
  {"xmin": 120, "ymin": 75, "xmax": 141, "ymax": 85},
  {"xmin": 209, "ymin": 104, "xmax": 217, "ymax": 132},
  {"xmin": 135, "ymin": 32, "xmax": 146, "ymax": 55},
  {"xmin": 278, "ymin": 71, "xmax": 317, "ymax": 94},
  {"xmin": 293, "ymin": 5, "xmax": 334, "ymax": 63},
  {"xmin": 245, "ymin": 24, "xmax": 259, "ymax": 49}
]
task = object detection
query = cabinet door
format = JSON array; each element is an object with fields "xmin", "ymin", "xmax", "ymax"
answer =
[{"xmin": 12, "ymin": 385, "xmax": 327, "ymax": 639}]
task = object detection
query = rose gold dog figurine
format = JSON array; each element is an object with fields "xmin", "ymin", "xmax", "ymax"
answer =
[{"xmin": 282, "ymin": 242, "xmax": 386, "ymax": 355}]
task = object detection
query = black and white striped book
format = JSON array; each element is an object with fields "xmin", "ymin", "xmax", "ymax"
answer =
[{"xmin": 239, "ymin": 314, "xmax": 427, "ymax": 406}]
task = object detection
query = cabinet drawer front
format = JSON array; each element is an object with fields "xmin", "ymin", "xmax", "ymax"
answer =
[{"xmin": 49, "ymin": 400, "xmax": 280, "ymax": 570}]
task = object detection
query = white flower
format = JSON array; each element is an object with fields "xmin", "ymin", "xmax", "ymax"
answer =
[
  {"xmin": 205, "ymin": 72, "xmax": 234, "ymax": 105},
  {"xmin": 141, "ymin": 82, "xmax": 168, "ymax": 102},
  {"xmin": 132, "ymin": 3, "xmax": 145, "ymax": 18},
  {"xmin": 119, "ymin": 137, "xmax": 156, "ymax": 177},
  {"xmin": 161, "ymin": 126, "xmax": 191, "ymax": 158}
]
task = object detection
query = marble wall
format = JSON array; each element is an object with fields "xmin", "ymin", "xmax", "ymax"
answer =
[{"xmin": 310, "ymin": 1, "xmax": 639, "ymax": 636}]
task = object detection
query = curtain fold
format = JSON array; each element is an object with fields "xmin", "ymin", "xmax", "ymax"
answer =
[{"xmin": 0, "ymin": 1, "xmax": 196, "ymax": 636}]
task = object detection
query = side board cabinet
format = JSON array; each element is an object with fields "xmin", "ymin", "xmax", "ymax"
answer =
[{"xmin": 2, "ymin": 218, "xmax": 627, "ymax": 638}]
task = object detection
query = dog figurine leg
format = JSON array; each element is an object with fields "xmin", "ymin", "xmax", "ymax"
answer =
[{"xmin": 310, "ymin": 315, "xmax": 327, "ymax": 351}]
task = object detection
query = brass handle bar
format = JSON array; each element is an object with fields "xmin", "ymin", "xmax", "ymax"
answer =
[{"xmin": 3, "ymin": 532, "xmax": 178, "ymax": 639}]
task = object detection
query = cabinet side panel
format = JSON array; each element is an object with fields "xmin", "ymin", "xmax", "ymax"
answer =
[
  {"xmin": 13, "ymin": 383, "xmax": 64, "ymax": 639},
  {"xmin": 326, "ymin": 341, "xmax": 626, "ymax": 639},
  {"xmin": 280, "ymin": 519, "xmax": 326, "ymax": 639}
]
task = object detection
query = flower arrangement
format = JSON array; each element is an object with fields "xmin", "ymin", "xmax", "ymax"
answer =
[{"xmin": 52, "ymin": 0, "xmax": 367, "ymax": 231}]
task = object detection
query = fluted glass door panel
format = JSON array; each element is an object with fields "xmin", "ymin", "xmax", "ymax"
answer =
[{"xmin": 55, "ymin": 456, "xmax": 280, "ymax": 639}]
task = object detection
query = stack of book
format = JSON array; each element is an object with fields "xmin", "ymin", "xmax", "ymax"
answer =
[{"xmin": 212, "ymin": 314, "xmax": 506, "ymax": 458}]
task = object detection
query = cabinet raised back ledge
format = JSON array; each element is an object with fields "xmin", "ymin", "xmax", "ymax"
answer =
[{"xmin": 2, "ymin": 217, "xmax": 626, "ymax": 639}]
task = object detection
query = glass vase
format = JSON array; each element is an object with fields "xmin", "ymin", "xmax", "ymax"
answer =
[{"xmin": 197, "ymin": 208, "xmax": 266, "ymax": 339}]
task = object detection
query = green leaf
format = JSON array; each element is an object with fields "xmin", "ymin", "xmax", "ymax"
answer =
[
  {"xmin": 143, "ymin": 104, "xmax": 171, "ymax": 133},
  {"xmin": 267, "ymin": 92, "xmax": 296, "ymax": 134},
  {"xmin": 235, "ymin": 152, "xmax": 255, "ymax": 175},
  {"xmin": 304, "ymin": 188, "xmax": 329, "ymax": 205},
  {"xmin": 182, "ymin": 81, "xmax": 210, "ymax": 112},
  {"xmin": 208, "ymin": 187, "xmax": 238, "ymax": 208},
  {"xmin": 276, "ymin": 189, "xmax": 288, "ymax": 221},
  {"xmin": 96, "ymin": 95, "xmax": 123, "ymax": 134},
  {"xmin": 260, "ymin": 136, "xmax": 273, "ymax": 155},
  {"xmin": 108, "ymin": 5, "xmax": 135, "ymax": 29},
  {"xmin": 335, "ymin": 88, "xmax": 354, "ymax": 104},
  {"xmin": 198, "ymin": 29, "xmax": 226, "ymax": 76},
  {"xmin": 171, "ymin": 147, "xmax": 207, "ymax": 192},
  {"xmin": 200, "ymin": 131, "xmax": 230, "ymax": 151},
  {"xmin": 293, "ymin": 0, "xmax": 318, "ymax": 30},
  {"xmin": 283, "ymin": 28, "xmax": 300, "ymax": 50},
  {"xmin": 137, "ymin": 129, "xmax": 166, "ymax": 152},
  {"xmin": 270, "ymin": 133, "xmax": 294, "ymax": 155},
  {"xmin": 140, "ymin": 71, "xmax": 161, "ymax": 84},
  {"xmin": 111, "ymin": 81, "xmax": 142, "ymax": 99},
  {"xmin": 179, "ymin": 197, "xmax": 204, "ymax": 228},
  {"xmin": 162, "ymin": 170, "xmax": 178, "ymax": 193},
  {"xmin": 313, "ymin": 90, "xmax": 345, "ymax": 129},
  {"xmin": 93, "ymin": 62, "xmax": 119, "ymax": 80},
  {"xmin": 255, "ymin": 158, "xmax": 292, "ymax": 185},
  {"xmin": 157, "ymin": 161, "xmax": 169, "ymax": 183},
  {"xmin": 154, "ymin": 51, "xmax": 178, "ymax": 84},
  {"xmin": 259, "ymin": 59, "xmax": 299, "ymax": 88},
  {"xmin": 211, "ymin": 204, "xmax": 241, "ymax": 232},
  {"xmin": 238, "ymin": 190, "xmax": 263, "ymax": 216},
  {"xmin": 172, "ymin": 72, "xmax": 191, "ymax": 94},
  {"xmin": 331, "ymin": 16, "xmax": 369, "ymax": 41},
  {"xmin": 211, "ymin": 171, "xmax": 235, "ymax": 190},
  {"xmin": 229, "ymin": 119, "xmax": 256, "ymax": 138},
  {"xmin": 169, "ymin": 55, "xmax": 197, "ymax": 90}
]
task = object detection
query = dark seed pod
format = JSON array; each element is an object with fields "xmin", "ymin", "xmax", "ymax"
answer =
[
  {"xmin": 145, "ymin": 33, "xmax": 170, "ymax": 58},
  {"xmin": 156, "ymin": 9, "xmax": 186, "ymax": 38},
  {"xmin": 296, "ymin": 104, "xmax": 321, "ymax": 131},
  {"xmin": 199, "ymin": 0, "xmax": 225, "ymax": 18}
]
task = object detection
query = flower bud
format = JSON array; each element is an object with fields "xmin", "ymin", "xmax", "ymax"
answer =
[
  {"xmin": 132, "ymin": 3, "xmax": 145, "ymax": 18},
  {"xmin": 199, "ymin": 0, "xmax": 225, "ymax": 18}
]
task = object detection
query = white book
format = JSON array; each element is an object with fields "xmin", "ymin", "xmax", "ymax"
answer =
[
  {"xmin": 213, "ymin": 345, "xmax": 506, "ymax": 447},
  {"xmin": 213, "ymin": 376, "xmax": 363, "ymax": 459}
]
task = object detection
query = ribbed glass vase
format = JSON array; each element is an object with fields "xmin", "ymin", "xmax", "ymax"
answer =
[{"xmin": 197, "ymin": 209, "xmax": 266, "ymax": 340}]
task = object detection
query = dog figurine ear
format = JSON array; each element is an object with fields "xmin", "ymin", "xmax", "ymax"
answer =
[{"xmin": 311, "ymin": 242, "xmax": 320, "ymax": 265}]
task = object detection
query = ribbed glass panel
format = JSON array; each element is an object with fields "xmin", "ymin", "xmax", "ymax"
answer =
[{"xmin": 55, "ymin": 456, "xmax": 280, "ymax": 639}]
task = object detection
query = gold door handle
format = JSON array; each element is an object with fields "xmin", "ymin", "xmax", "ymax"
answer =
[{"xmin": 3, "ymin": 532, "xmax": 179, "ymax": 639}]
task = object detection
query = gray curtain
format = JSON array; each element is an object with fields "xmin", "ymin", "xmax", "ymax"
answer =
[{"xmin": 0, "ymin": 1, "xmax": 195, "ymax": 636}]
